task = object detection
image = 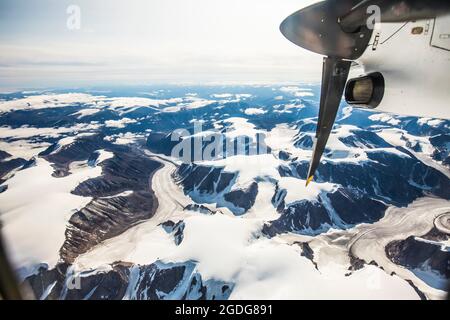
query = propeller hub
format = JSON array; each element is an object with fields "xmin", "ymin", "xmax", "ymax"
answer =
[{"xmin": 280, "ymin": 0, "xmax": 373, "ymax": 60}]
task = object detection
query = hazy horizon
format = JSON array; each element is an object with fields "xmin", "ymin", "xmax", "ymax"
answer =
[{"xmin": 0, "ymin": 0, "xmax": 322, "ymax": 91}]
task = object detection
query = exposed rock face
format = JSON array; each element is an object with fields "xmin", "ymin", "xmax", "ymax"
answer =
[
  {"xmin": 24, "ymin": 262, "xmax": 131, "ymax": 300},
  {"xmin": 386, "ymin": 236, "xmax": 450, "ymax": 284},
  {"xmin": 338, "ymin": 130, "xmax": 393, "ymax": 149},
  {"xmin": 43, "ymin": 135, "xmax": 109, "ymax": 177},
  {"xmin": 147, "ymin": 129, "xmax": 270, "ymax": 162},
  {"xmin": 149, "ymin": 114, "xmax": 450, "ymax": 241},
  {"xmin": 430, "ymin": 134, "xmax": 450, "ymax": 167},
  {"xmin": 288, "ymin": 126, "xmax": 450, "ymax": 207},
  {"xmin": 289, "ymin": 151, "xmax": 450, "ymax": 207},
  {"xmin": 0, "ymin": 150, "xmax": 11, "ymax": 161},
  {"xmin": 295, "ymin": 242, "xmax": 318, "ymax": 269},
  {"xmin": 72, "ymin": 149, "xmax": 161, "ymax": 197},
  {"xmin": 385, "ymin": 216, "xmax": 449, "ymax": 293},
  {"xmin": 37, "ymin": 135, "xmax": 163, "ymax": 263},
  {"xmin": 61, "ymin": 191, "xmax": 158, "ymax": 263},
  {"xmin": 146, "ymin": 132, "xmax": 179, "ymax": 156},
  {"xmin": 422, "ymin": 226, "xmax": 450, "ymax": 242},
  {"xmin": 263, "ymin": 187, "xmax": 386, "ymax": 237},
  {"xmin": 23, "ymin": 263, "xmax": 69, "ymax": 300},
  {"xmin": 263, "ymin": 200, "xmax": 331, "ymax": 237},
  {"xmin": 176, "ymin": 163, "xmax": 235, "ymax": 195},
  {"xmin": 278, "ymin": 150, "xmax": 290, "ymax": 161},
  {"xmin": 405, "ymin": 280, "xmax": 428, "ymax": 300},
  {"xmin": 0, "ymin": 104, "xmax": 95, "ymax": 128},
  {"xmin": 261, "ymin": 128, "xmax": 450, "ymax": 237},
  {"xmin": 223, "ymin": 182, "xmax": 258, "ymax": 213},
  {"xmin": 175, "ymin": 163, "xmax": 258, "ymax": 215},
  {"xmin": 326, "ymin": 188, "xmax": 387, "ymax": 225},
  {"xmin": 161, "ymin": 220, "xmax": 185, "ymax": 245},
  {"xmin": 21, "ymin": 157, "xmax": 37, "ymax": 170},
  {"xmin": 294, "ymin": 134, "xmax": 313, "ymax": 149},
  {"xmin": 65, "ymin": 266, "xmax": 129, "ymax": 300},
  {"xmin": 0, "ymin": 156, "xmax": 27, "ymax": 183},
  {"xmin": 347, "ymin": 254, "xmax": 367, "ymax": 272},
  {"xmin": 184, "ymin": 204, "xmax": 217, "ymax": 215},
  {"xmin": 24, "ymin": 261, "xmax": 233, "ymax": 300}
]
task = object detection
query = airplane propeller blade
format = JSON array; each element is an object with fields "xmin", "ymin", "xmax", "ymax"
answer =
[
  {"xmin": 279, "ymin": 1, "xmax": 358, "ymax": 187},
  {"xmin": 306, "ymin": 57, "xmax": 351, "ymax": 186},
  {"xmin": 281, "ymin": 0, "xmax": 450, "ymax": 187}
]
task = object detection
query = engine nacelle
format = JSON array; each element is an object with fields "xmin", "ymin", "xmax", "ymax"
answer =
[{"xmin": 344, "ymin": 72, "xmax": 385, "ymax": 109}]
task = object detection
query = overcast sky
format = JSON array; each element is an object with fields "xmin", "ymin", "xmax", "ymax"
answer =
[{"xmin": 0, "ymin": 0, "xmax": 321, "ymax": 90}]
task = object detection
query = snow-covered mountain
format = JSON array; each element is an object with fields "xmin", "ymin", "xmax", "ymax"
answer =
[{"xmin": 0, "ymin": 85, "xmax": 448, "ymax": 300}]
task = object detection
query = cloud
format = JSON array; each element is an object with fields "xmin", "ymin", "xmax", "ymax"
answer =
[
  {"xmin": 0, "ymin": 123, "xmax": 101, "ymax": 139},
  {"xmin": 244, "ymin": 108, "xmax": 267, "ymax": 115},
  {"xmin": 0, "ymin": 92, "xmax": 191, "ymax": 115},
  {"xmin": 211, "ymin": 94, "xmax": 233, "ymax": 98},
  {"xmin": 417, "ymin": 118, "xmax": 444, "ymax": 128},
  {"xmin": 368, "ymin": 113, "xmax": 401, "ymax": 126},
  {"xmin": 0, "ymin": 0, "xmax": 322, "ymax": 89},
  {"xmin": 279, "ymin": 86, "xmax": 315, "ymax": 97},
  {"xmin": 0, "ymin": 93, "xmax": 99, "ymax": 113},
  {"xmin": 71, "ymin": 108, "xmax": 101, "ymax": 119},
  {"xmin": 104, "ymin": 118, "xmax": 137, "ymax": 128}
]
